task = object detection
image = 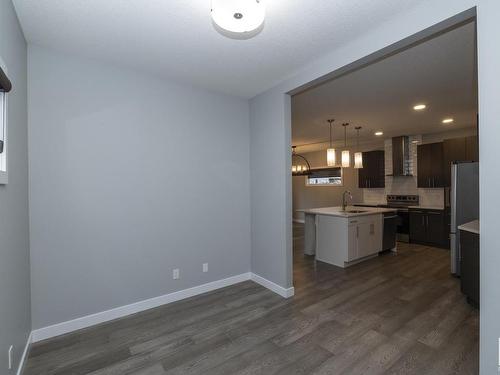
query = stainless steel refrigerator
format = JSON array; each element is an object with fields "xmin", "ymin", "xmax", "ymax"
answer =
[{"xmin": 450, "ymin": 162, "xmax": 479, "ymax": 275}]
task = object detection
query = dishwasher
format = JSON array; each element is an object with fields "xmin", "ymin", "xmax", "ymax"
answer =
[{"xmin": 383, "ymin": 212, "xmax": 399, "ymax": 251}]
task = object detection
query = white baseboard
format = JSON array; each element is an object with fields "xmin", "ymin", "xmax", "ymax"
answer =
[
  {"xmin": 16, "ymin": 332, "xmax": 32, "ymax": 375},
  {"xmin": 251, "ymin": 273, "xmax": 295, "ymax": 298},
  {"xmin": 31, "ymin": 271, "xmax": 294, "ymax": 343},
  {"xmin": 32, "ymin": 272, "xmax": 252, "ymax": 342}
]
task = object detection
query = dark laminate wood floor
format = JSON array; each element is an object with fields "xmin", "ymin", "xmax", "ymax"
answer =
[{"xmin": 24, "ymin": 223, "xmax": 478, "ymax": 374}]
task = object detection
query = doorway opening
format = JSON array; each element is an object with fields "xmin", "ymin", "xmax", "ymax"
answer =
[{"xmin": 289, "ymin": 13, "xmax": 479, "ymax": 372}]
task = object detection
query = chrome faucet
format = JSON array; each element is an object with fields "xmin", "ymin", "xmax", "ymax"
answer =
[{"xmin": 342, "ymin": 190, "xmax": 353, "ymax": 211}]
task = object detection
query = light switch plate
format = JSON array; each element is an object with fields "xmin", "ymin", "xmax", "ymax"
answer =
[
  {"xmin": 173, "ymin": 269, "xmax": 179, "ymax": 280},
  {"xmin": 203, "ymin": 263, "xmax": 208, "ymax": 273}
]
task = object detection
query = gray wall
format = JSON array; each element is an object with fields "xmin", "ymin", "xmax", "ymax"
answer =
[
  {"xmin": 28, "ymin": 46, "xmax": 251, "ymax": 329},
  {"xmin": 249, "ymin": 1, "xmax": 500, "ymax": 373},
  {"xmin": 476, "ymin": 0, "xmax": 500, "ymax": 372},
  {"xmin": 250, "ymin": 91, "xmax": 292, "ymax": 289},
  {"xmin": 0, "ymin": 0, "xmax": 31, "ymax": 373}
]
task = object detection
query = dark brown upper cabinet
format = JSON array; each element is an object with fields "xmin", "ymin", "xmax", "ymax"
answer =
[
  {"xmin": 358, "ymin": 150, "xmax": 385, "ymax": 189},
  {"xmin": 465, "ymin": 135, "xmax": 479, "ymax": 161},
  {"xmin": 442, "ymin": 135, "xmax": 479, "ymax": 186},
  {"xmin": 417, "ymin": 142, "xmax": 445, "ymax": 188}
]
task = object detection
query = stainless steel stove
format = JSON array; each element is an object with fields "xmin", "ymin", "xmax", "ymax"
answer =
[{"xmin": 384, "ymin": 195, "xmax": 419, "ymax": 209}]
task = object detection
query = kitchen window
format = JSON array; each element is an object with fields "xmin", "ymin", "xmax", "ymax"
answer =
[{"xmin": 306, "ymin": 167, "xmax": 343, "ymax": 186}]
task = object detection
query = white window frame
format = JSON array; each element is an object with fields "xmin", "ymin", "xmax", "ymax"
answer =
[{"xmin": 0, "ymin": 91, "xmax": 7, "ymax": 185}]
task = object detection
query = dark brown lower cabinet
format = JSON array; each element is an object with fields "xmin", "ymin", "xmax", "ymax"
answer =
[
  {"xmin": 409, "ymin": 208, "xmax": 447, "ymax": 248},
  {"xmin": 460, "ymin": 230, "xmax": 479, "ymax": 307}
]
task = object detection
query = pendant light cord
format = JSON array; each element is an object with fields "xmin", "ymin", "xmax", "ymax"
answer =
[
  {"xmin": 327, "ymin": 119, "xmax": 334, "ymax": 148},
  {"xmin": 343, "ymin": 123, "xmax": 349, "ymax": 147},
  {"xmin": 356, "ymin": 127, "xmax": 360, "ymax": 150}
]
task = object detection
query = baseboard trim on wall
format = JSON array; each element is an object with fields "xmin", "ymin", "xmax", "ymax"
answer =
[
  {"xmin": 31, "ymin": 271, "xmax": 294, "ymax": 343},
  {"xmin": 32, "ymin": 272, "xmax": 252, "ymax": 343},
  {"xmin": 293, "ymin": 219, "xmax": 305, "ymax": 224},
  {"xmin": 16, "ymin": 332, "xmax": 32, "ymax": 375},
  {"xmin": 251, "ymin": 273, "xmax": 295, "ymax": 298}
]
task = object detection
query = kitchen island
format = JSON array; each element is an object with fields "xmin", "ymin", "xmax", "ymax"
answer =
[{"xmin": 298, "ymin": 206, "xmax": 398, "ymax": 268}]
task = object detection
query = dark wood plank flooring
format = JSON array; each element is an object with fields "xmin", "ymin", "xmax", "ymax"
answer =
[{"xmin": 24, "ymin": 223, "xmax": 478, "ymax": 374}]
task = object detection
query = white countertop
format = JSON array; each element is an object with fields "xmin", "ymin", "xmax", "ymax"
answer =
[
  {"xmin": 458, "ymin": 220, "xmax": 479, "ymax": 234},
  {"xmin": 297, "ymin": 206, "xmax": 397, "ymax": 218},
  {"xmin": 408, "ymin": 205, "xmax": 445, "ymax": 210}
]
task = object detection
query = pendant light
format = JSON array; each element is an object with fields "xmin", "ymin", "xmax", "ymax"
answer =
[
  {"xmin": 291, "ymin": 146, "xmax": 311, "ymax": 176},
  {"xmin": 341, "ymin": 123, "xmax": 350, "ymax": 168},
  {"xmin": 354, "ymin": 126, "xmax": 363, "ymax": 169},
  {"xmin": 326, "ymin": 119, "xmax": 336, "ymax": 167}
]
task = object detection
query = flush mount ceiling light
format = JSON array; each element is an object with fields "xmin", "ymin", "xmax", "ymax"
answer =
[
  {"xmin": 211, "ymin": 0, "xmax": 266, "ymax": 39},
  {"xmin": 375, "ymin": 131, "xmax": 384, "ymax": 136},
  {"xmin": 326, "ymin": 119, "xmax": 336, "ymax": 167},
  {"xmin": 413, "ymin": 104, "xmax": 427, "ymax": 111},
  {"xmin": 442, "ymin": 118, "xmax": 454, "ymax": 124}
]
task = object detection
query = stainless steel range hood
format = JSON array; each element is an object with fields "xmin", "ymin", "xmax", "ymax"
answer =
[{"xmin": 390, "ymin": 136, "xmax": 413, "ymax": 176}]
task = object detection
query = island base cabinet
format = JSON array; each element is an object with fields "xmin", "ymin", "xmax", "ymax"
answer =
[
  {"xmin": 316, "ymin": 214, "xmax": 383, "ymax": 268},
  {"xmin": 355, "ymin": 220, "xmax": 381, "ymax": 259},
  {"xmin": 303, "ymin": 213, "xmax": 316, "ymax": 255}
]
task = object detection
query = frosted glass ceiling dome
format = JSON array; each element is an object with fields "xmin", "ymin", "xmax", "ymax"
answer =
[{"xmin": 211, "ymin": 0, "xmax": 266, "ymax": 39}]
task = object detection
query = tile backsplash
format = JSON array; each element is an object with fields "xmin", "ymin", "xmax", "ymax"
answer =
[{"xmin": 362, "ymin": 136, "xmax": 444, "ymax": 207}]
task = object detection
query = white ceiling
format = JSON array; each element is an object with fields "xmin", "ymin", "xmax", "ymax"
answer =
[
  {"xmin": 12, "ymin": 0, "xmax": 425, "ymax": 98},
  {"xmin": 292, "ymin": 22, "xmax": 477, "ymax": 151}
]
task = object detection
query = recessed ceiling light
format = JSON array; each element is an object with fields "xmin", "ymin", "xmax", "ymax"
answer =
[
  {"xmin": 413, "ymin": 104, "xmax": 426, "ymax": 111},
  {"xmin": 375, "ymin": 131, "xmax": 384, "ymax": 136},
  {"xmin": 442, "ymin": 118, "xmax": 454, "ymax": 124},
  {"xmin": 211, "ymin": 0, "xmax": 266, "ymax": 39}
]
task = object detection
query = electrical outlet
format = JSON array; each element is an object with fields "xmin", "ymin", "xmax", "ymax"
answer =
[
  {"xmin": 8, "ymin": 345, "xmax": 13, "ymax": 370},
  {"xmin": 173, "ymin": 269, "xmax": 180, "ymax": 280},
  {"xmin": 203, "ymin": 263, "xmax": 208, "ymax": 273}
]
